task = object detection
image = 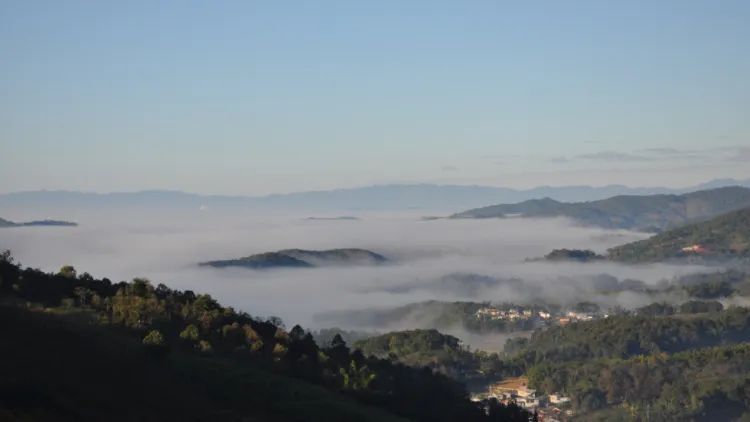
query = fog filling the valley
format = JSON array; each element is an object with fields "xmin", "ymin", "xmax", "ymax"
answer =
[{"xmin": 0, "ymin": 209, "xmax": 714, "ymax": 350}]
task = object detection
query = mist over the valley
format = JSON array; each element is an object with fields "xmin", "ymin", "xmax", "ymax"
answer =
[{"xmin": 0, "ymin": 208, "xmax": 715, "ymax": 349}]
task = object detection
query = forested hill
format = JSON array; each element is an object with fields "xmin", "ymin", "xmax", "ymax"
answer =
[
  {"xmin": 0, "ymin": 217, "xmax": 77, "ymax": 227},
  {"xmin": 200, "ymin": 248, "xmax": 387, "ymax": 269},
  {"xmin": 450, "ymin": 186, "xmax": 750, "ymax": 232},
  {"xmin": 608, "ymin": 207, "xmax": 750, "ymax": 263},
  {"xmin": 353, "ymin": 329, "xmax": 514, "ymax": 384},
  {"xmin": 0, "ymin": 252, "xmax": 528, "ymax": 422},
  {"xmin": 505, "ymin": 307, "xmax": 750, "ymax": 419}
]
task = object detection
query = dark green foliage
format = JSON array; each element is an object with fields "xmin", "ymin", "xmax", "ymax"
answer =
[
  {"xmin": 679, "ymin": 300, "xmax": 724, "ymax": 314},
  {"xmin": 511, "ymin": 308, "xmax": 750, "ymax": 365},
  {"xmin": 527, "ymin": 344, "xmax": 750, "ymax": 420},
  {"xmin": 684, "ymin": 281, "xmax": 734, "ymax": 298},
  {"xmin": 608, "ymin": 207, "xmax": 750, "ymax": 262},
  {"xmin": 179, "ymin": 324, "xmax": 200, "ymax": 341},
  {"xmin": 636, "ymin": 302, "xmax": 675, "ymax": 316},
  {"xmin": 314, "ymin": 327, "xmax": 378, "ymax": 348},
  {"xmin": 0, "ymin": 304, "xmax": 407, "ymax": 422},
  {"xmin": 0, "ymin": 253, "xmax": 523, "ymax": 421},
  {"xmin": 57, "ymin": 265, "xmax": 77, "ymax": 279},
  {"xmin": 510, "ymin": 306, "xmax": 750, "ymax": 418},
  {"xmin": 200, "ymin": 248, "xmax": 387, "ymax": 269},
  {"xmin": 142, "ymin": 329, "xmax": 166, "ymax": 346},
  {"xmin": 201, "ymin": 251, "xmax": 314, "ymax": 269},
  {"xmin": 674, "ymin": 269, "xmax": 750, "ymax": 298},
  {"xmin": 354, "ymin": 329, "xmax": 518, "ymax": 382},
  {"xmin": 573, "ymin": 301, "xmax": 600, "ymax": 314},
  {"xmin": 544, "ymin": 249, "xmax": 605, "ymax": 262}
]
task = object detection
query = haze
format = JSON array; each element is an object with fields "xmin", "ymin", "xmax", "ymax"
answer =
[{"xmin": 0, "ymin": 209, "xmax": 710, "ymax": 340}]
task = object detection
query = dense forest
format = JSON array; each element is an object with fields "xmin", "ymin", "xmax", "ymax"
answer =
[
  {"xmin": 525, "ymin": 343, "xmax": 750, "ymax": 420},
  {"xmin": 608, "ymin": 207, "xmax": 750, "ymax": 262},
  {"xmin": 508, "ymin": 307, "xmax": 750, "ymax": 365},
  {"xmin": 0, "ymin": 251, "xmax": 528, "ymax": 422},
  {"xmin": 503, "ymin": 306, "xmax": 750, "ymax": 420},
  {"xmin": 353, "ymin": 329, "xmax": 518, "ymax": 384}
]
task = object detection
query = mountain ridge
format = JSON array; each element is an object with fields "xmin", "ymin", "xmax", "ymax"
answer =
[
  {"xmin": 3, "ymin": 178, "xmax": 749, "ymax": 212},
  {"xmin": 451, "ymin": 186, "xmax": 750, "ymax": 231}
]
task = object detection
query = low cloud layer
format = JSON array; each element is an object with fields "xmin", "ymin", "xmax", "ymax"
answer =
[{"xmin": 0, "ymin": 209, "xmax": 713, "ymax": 347}]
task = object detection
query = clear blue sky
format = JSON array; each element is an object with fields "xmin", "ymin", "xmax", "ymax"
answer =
[{"xmin": 1, "ymin": 0, "xmax": 748, "ymax": 194}]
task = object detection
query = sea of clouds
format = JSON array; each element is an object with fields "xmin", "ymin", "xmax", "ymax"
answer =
[{"xmin": 0, "ymin": 208, "xmax": 712, "ymax": 349}]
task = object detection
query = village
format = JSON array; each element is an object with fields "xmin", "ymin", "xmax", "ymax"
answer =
[
  {"xmin": 472, "ymin": 377, "xmax": 573, "ymax": 422},
  {"xmin": 474, "ymin": 305, "xmax": 600, "ymax": 327}
]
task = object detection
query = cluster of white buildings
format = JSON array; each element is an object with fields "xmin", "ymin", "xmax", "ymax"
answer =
[
  {"xmin": 557, "ymin": 310, "xmax": 596, "ymax": 325},
  {"xmin": 473, "ymin": 378, "xmax": 573, "ymax": 421},
  {"xmin": 474, "ymin": 306, "xmax": 604, "ymax": 328},
  {"xmin": 475, "ymin": 307, "xmax": 551, "ymax": 321}
]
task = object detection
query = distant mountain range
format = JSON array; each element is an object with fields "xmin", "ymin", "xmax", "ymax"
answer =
[
  {"xmin": 608, "ymin": 207, "xmax": 750, "ymax": 263},
  {"xmin": 451, "ymin": 186, "xmax": 750, "ymax": 232},
  {"xmin": 200, "ymin": 248, "xmax": 387, "ymax": 269},
  {"xmin": 2, "ymin": 178, "xmax": 749, "ymax": 212},
  {"xmin": 0, "ymin": 217, "xmax": 77, "ymax": 228}
]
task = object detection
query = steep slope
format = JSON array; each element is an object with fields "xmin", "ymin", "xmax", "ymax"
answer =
[
  {"xmin": 451, "ymin": 186, "xmax": 750, "ymax": 232},
  {"xmin": 608, "ymin": 207, "xmax": 750, "ymax": 262},
  {"xmin": 0, "ymin": 304, "xmax": 408, "ymax": 422}
]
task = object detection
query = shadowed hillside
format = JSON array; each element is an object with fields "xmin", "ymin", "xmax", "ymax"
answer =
[
  {"xmin": 201, "ymin": 248, "xmax": 387, "ymax": 269},
  {"xmin": 451, "ymin": 187, "xmax": 750, "ymax": 232}
]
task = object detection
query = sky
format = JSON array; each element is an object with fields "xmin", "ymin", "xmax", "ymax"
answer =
[{"xmin": 1, "ymin": 0, "xmax": 749, "ymax": 195}]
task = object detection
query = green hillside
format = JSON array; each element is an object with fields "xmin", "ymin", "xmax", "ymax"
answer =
[
  {"xmin": 505, "ymin": 308, "xmax": 750, "ymax": 419},
  {"xmin": 608, "ymin": 207, "xmax": 750, "ymax": 262},
  {"xmin": 354, "ymin": 329, "xmax": 517, "ymax": 387},
  {"xmin": 0, "ymin": 304, "xmax": 406, "ymax": 422},
  {"xmin": 451, "ymin": 186, "xmax": 750, "ymax": 232},
  {"xmin": 0, "ymin": 251, "xmax": 526, "ymax": 421}
]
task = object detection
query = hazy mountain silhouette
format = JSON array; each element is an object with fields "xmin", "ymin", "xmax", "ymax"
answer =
[{"xmin": 2, "ymin": 178, "xmax": 749, "ymax": 213}]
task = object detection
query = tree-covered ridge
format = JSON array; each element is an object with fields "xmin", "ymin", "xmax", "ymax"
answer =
[
  {"xmin": 0, "ymin": 304, "xmax": 408, "ymax": 422},
  {"xmin": 608, "ymin": 207, "xmax": 750, "ymax": 262},
  {"xmin": 451, "ymin": 186, "xmax": 750, "ymax": 232},
  {"xmin": 496, "ymin": 304, "xmax": 750, "ymax": 419},
  {"xmin": 526, "ymin": 343, "xmax": 750, "ymax": 420},
  {"xmin": 0, "ymin": 217, "xmax": 77, "ymax": 227},
  {"xmin": 542, "ymin": 249, "xmax": 605, "ymax": 262},
  {"xmin": 316, "ymin": 301, "xmax": 543, "ymax": 334},
  {"xmin": 353, "ymin": 330, "xmax": 517, "ymax": 384},
  {"xmin": 200, "ymin": 248, "xmax": 387, "ymax": 269},
  {"xmin": 507, "ymin": 307, "xmax": 750, "ymax": 366},
  {"xmin": 0, "ymin": 252, "xmax": 527, "ymax": 421}
]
